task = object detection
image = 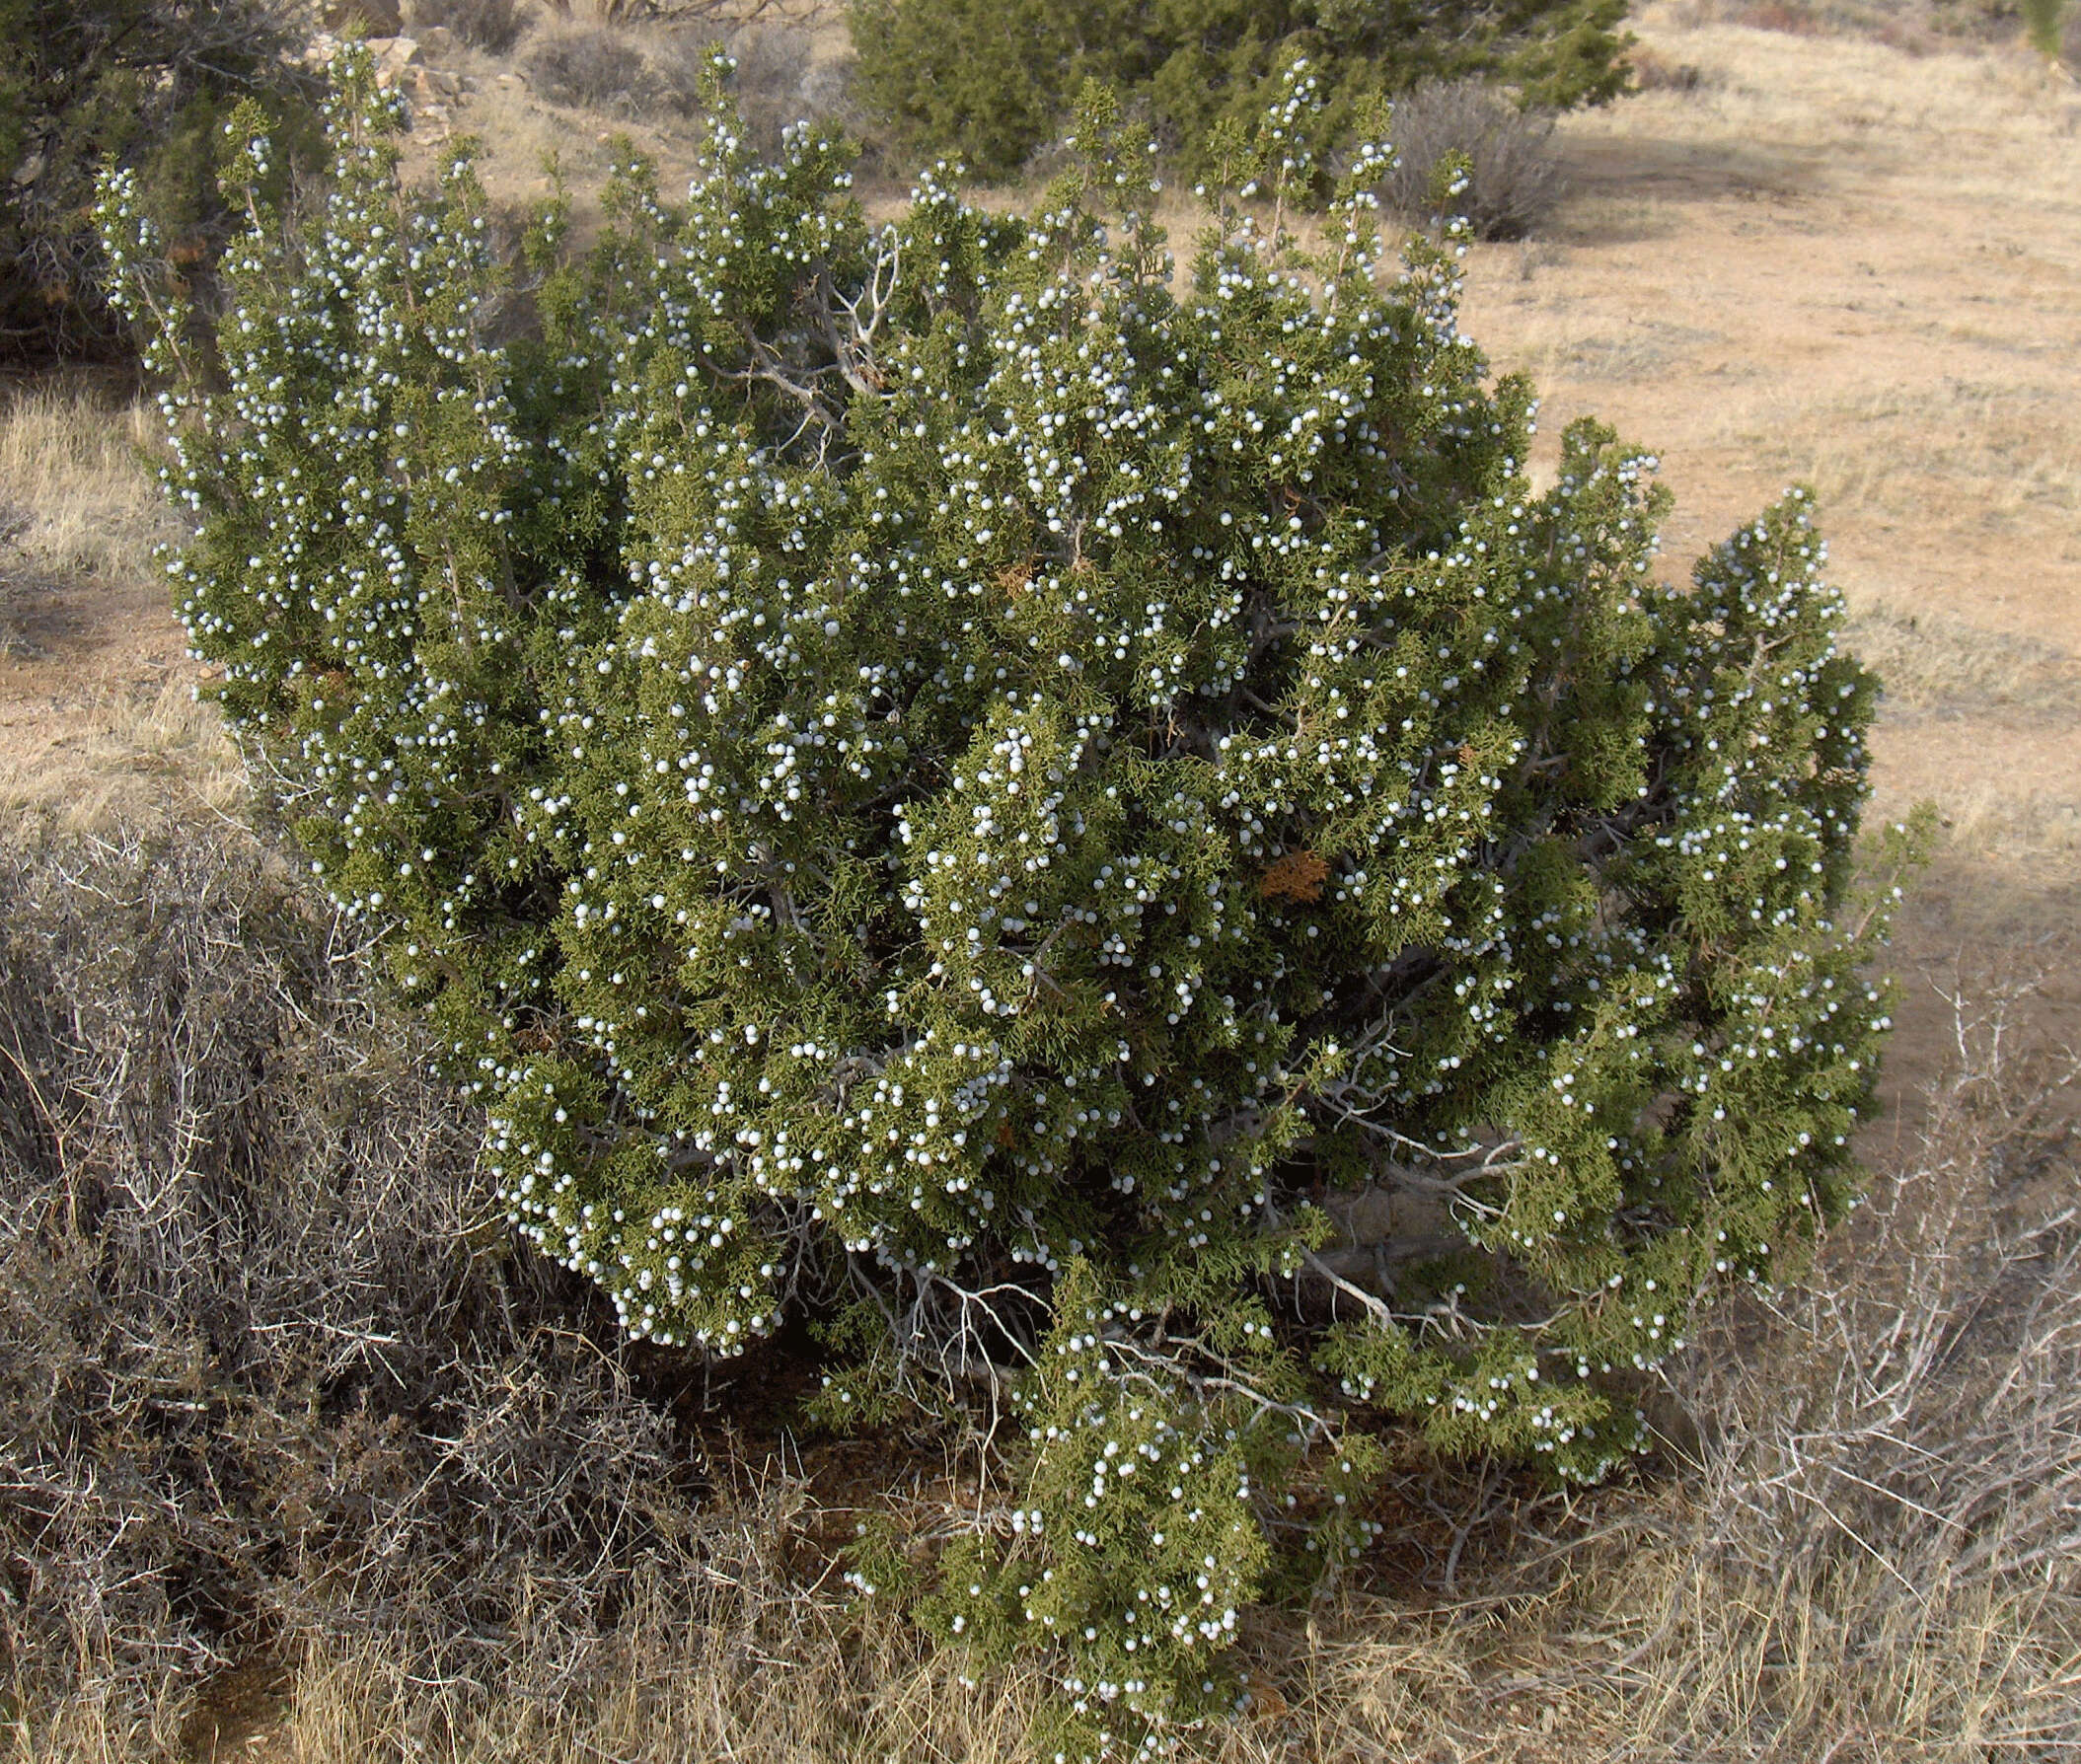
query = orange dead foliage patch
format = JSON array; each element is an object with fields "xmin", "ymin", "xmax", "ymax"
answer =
[{"xmin": 1259, "ymin": 848, "xmax": 1330, "ymax": 904}]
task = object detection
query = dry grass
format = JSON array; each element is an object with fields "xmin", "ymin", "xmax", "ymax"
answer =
[
  {"xmin": 0, "ymin": 383, "xmax": 174, "ymax": 603},
  {"xmin": 0, "ymin": 827, "xmax": 2072, "ymax": 1764},
  {"xmin": 1842, "ymin": 602, "xmax": 2075, "ymax": 717},
  {"xmin": 0, "ymin": 677, "xmax": 245, "ymax": 834},
  {"xmin": 0, "ymin": 384, "xmax": 241, "ymax": 835},
  {"xmin": 1749, "ymin": 381, "xmax": 2081, "ymax": 538}
]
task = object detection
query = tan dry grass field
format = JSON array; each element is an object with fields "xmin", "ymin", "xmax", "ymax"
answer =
[
  {"xmin": 1451, "ymin": 2, "xmax": 2081, "ymax": 1108},
  {"xmin": 2, "ymin": 6, "xmax": 2077, "ymax": 1760}
]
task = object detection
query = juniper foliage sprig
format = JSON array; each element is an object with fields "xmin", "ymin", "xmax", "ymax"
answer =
[{"xmin": 102, "ymin": 54, "xmax": 1919, "ymax": 1756}]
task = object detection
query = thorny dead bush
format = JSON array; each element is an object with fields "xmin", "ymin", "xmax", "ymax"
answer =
[
  {"xmin": 410, "ymin": 0, "xmax": 528, "ymax": 54},
  {"xmin": 1626, "ymin": 45, "xmax": 1714, "ymax": 91},
  {"xmin": 0, "ymin": 827, "xmax": 721, "ymax": 1753},
  {"xmin": 522, "ymin": 26, "xmax": 652, "ymax": 112},
  {"xmin": 1625, "ymin": 967, "xmax": 2081, "ymax": 1757},
  {"xmin": 1376, "ymin": 79, "xmax": 1567, "ymax": 241}
]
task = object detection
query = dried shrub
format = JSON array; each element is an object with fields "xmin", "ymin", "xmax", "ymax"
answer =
[
  {"xmin": 649, "ymin": 21, "xmax": 848, "ymax": 149},
  {"xmin": 1732, "ymin": 0, "xmax": 1826, "ymax": 31},
  {"xmin": 1379, "ymin": 78, "xmax": 1567, "ymax": 240},
  {"xmin": 1873, "ymin": 15, "xmax": 1942, "ymax": 52},
  {"xmin": 412, "ymin": 0, "xmax": 529, "ymax": 53},
  {"xmin": 523, "ymin": 25, "xmax": 650, "ymax": 110},
  {"xmin": 1631, "ymin": 977, "xmax": 2081, "ymax": 1755},
  {"xmin": 0, "ymin": 826, "xmax": 718, "ymax": 1746}
]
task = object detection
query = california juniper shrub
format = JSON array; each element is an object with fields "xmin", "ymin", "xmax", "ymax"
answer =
[
  {"xmin": 102, "ymin": 53, "xmax": 1919, "ymax": 1755},
  {"xmin": 846, "ymin": 0, "xmax": 1633, "ymax": 184}
]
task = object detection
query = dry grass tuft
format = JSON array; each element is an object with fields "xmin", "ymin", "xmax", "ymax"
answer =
[
  {"xmin": 522, "ymin": 24, "xmax": 654, "ymax": 112},
  {"xmin": 0, "ymin": 382, "xmax": 174, "ymax": 604}
]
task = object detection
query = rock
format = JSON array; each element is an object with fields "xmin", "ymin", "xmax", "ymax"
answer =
[
  {"xmin": 417, "ymin": 24, "xmax": 455, "ymax": 55},
  {"xmin": 404, "ymin": 64, "xmax": 462, "ymax": 102}
]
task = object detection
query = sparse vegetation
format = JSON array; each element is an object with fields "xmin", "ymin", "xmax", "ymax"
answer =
[{"xmin": 1376, "ymin": 80, "xmax": 1568, "ymax": 240}]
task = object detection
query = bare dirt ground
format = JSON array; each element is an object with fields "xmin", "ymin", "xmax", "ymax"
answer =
[
  {"xmin": 2, "ymin": 7, "xmax": 2074, "ymax": 1101},
  {"xmin": 1458, "ymin": 4, "xmax": 2081, "ymax": 1111}
]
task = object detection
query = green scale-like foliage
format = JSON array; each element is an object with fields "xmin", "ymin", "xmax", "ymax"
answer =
[
  {"xmin": 104, "ymin": 58, "xmax": 1915, "ymax": 1754},
  {"xmin": 849, "ymin": 0, "xmax": 1634, "ymax": 183}
]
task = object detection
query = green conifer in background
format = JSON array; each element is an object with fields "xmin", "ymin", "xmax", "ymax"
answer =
[
  {"xmin": 2024, "ymin": 0, "xmax": 2068, "ymax": 57},
  {"xmin": 2, "ymin": 0, "xmax": 316, "ymax": 363},
  {"xmin": 849, "ymin": 0, "xmax": 1634, "ymax": 183}
]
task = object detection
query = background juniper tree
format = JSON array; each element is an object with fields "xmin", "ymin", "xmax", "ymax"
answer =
[
  {"xmin": 103, "ymin": 57, "xmax": 1915, "ymax": 1755},
  {"xmin": 848, "ymin": 0, "xmax": 1634, "ymax": 182},
  {"xmin": 2, "ymin": 0, "xmax": 316, "ymax": 363}
]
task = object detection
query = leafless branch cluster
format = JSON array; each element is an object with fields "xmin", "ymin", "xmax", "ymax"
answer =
[
  {"xmin": 1614, "ymin": 963, "xmax": 2081, "ymax": 1754},
  {"xmin": 0, "ymin": 825, "xmax": 819, "ymax": 1753},
  {"xmin": 1376, "ymin": 79, "xmax": 1567, "ymax": 242},
  {"xmin": 521, "ymin": 11, "xmax": 854, "ymax": 160}
]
